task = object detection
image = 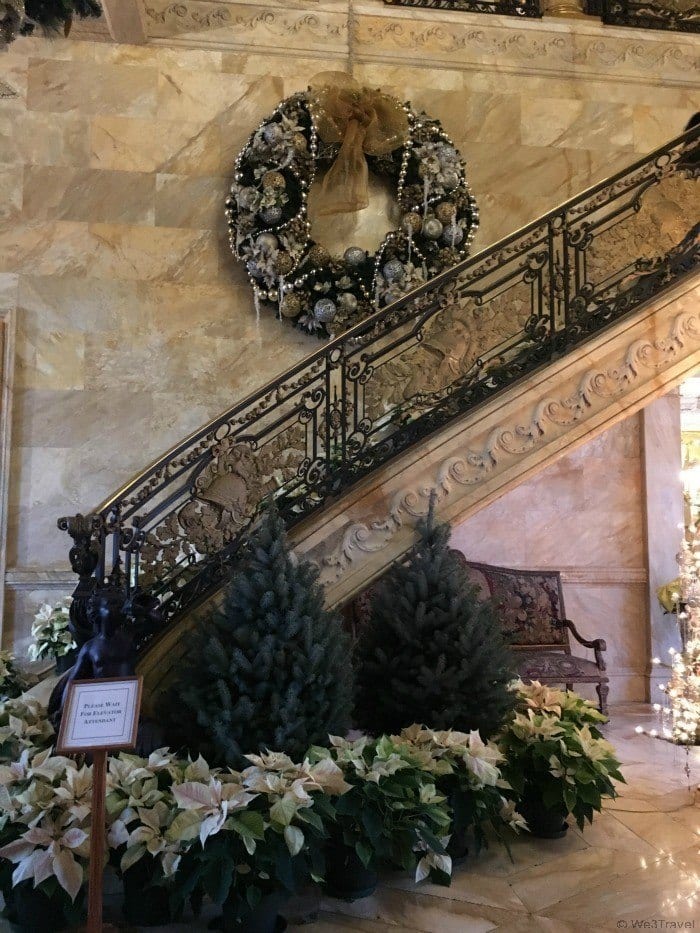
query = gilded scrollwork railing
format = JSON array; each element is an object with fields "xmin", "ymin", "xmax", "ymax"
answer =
[
  {"xmin": 60, "ymin": 125, "xmax": 700, "ymax": 653},
  {"xmin": 598, "ymin": 0, "xmax": 700, "ymax": 32}
]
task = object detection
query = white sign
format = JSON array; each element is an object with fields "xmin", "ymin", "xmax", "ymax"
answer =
[{"xmin": 57, "ymin": 677, "xmax": 142, "ymax": 753}]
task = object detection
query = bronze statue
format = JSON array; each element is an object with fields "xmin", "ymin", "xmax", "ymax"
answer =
[{"xmin": 48, "ymin": 578, "xmax": 136, "ymax": 729}]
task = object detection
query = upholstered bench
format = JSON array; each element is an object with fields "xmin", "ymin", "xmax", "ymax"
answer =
[
  {"xmin": 345, "ymin": 552, "xmax": 609, "ymax": 714},
  {"xmin": 458, "ymin": 558, "xmax": 609, "ymax": 714}
]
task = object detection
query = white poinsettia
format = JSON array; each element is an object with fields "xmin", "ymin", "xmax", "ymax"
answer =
[
  {"xmin": 170, "ymin": 777, "xmax": 256, "ymax": 846},
  {"xmin": 575, "ymin": 724, "xmax": 617, "ymax": 763},
  {"xmin": 513, "ymin": 679, "xmax": 567, "ymax": 716},
  {"xmin": 414, "ymin": 835, "xmax": 452, "ymax": 883},
  {"xmin": 28, "ymin": 598, "xmax": 75, "ymax": 662},
  {"xmin": 53, "ymin": 764, "xmax": 92, "ymax": 825},
  {"xmin": 548, "ymin": 755, "xmax": 577, "ymax": 784},
  {"xmin": 510, "ymin": 710, "xmax": 565, "ymax": 742},
  {"xmin": 0, "ymin": 812, "xmax": 88, "ymax": 900},
  {"xmin": 119, "ymin": 801, "xmax": 182, "ymax": 877},
  {"xmin": 499, "ymin": 797, "xmax": 528, "ymax": 832}
]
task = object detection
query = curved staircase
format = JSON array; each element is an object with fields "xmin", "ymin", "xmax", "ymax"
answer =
[{"xmin": 57, "ymin": 126, "xmax": 700, "ymax": 709}]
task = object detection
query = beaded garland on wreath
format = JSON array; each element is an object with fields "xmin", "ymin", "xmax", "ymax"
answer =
[{"xmin": 226, "ymin": 89, "xmax": 479, "ymax": 338}]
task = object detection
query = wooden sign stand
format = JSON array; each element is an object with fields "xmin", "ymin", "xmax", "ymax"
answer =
[{"xmin": 56, "ymin": 677, "xmax": 143, "ymax": 933}]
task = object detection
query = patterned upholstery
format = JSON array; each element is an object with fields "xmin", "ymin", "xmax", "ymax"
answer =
[{"xmin": 457, "ymin": 559, "xmax": 568, "ymax": 648}]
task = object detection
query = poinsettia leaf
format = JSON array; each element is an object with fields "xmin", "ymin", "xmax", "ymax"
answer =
[
  {"xmin": 121, "ymin": 843, "xmax": 147, "ymax": 873},
  {"xmin": 284, "ymin": 826, "xmax": 304, "ymax": 857},
  {"xmin": 53, "ymin": 849, "xmax": 83, "ymax": 901}
]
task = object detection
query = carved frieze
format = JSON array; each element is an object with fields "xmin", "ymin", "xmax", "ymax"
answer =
[{"xmin": 139, "ymin": 1, "xmax": 699, "ymax": 84}]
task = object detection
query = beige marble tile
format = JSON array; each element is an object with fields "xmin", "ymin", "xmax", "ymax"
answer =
[
  {"xmin": 633, "ymin": 105, "xmax": 697, "ymax": 154},
  {"xmin": 22, "ymin": 167, "xmax": 155, "ymax": 225},
  {"xmin": 0, "ymin": 165, "xmax": 23, "ymax": 222},
  {"xmin": 565, "ymin": 811, "xmax": 658, "ymax": 858},
  {"xmin": 321, "ymin": 886, "xmax": 519, "ymax": 933},
  {"xmin": 385, "ymin": 866, "xmax": 527, "ymax": 912},
  {"xmin": 509, "ymin": 846, "xmax": 655, "ymax": 912},
  {"xmin": 521, "ymin": 99, "xmax": 634, "ymax": 152},
  {"xmin": 90, "ymin": 115, "xmax": 222, "ymax": 175},
  {"xmin": 157, "ymin": 68, "xmax": 283, "ymax": 127},
  {"xmin": 0, "ymin": 221, "xmax": 217, "ymax": 283},
  {"xmin": 17, "ymin": 274, "xmax": 135, "ymax": 333},
  {"xmin": 27, "ymin": 60, "xmax": 158, "ymax": 117},
  {"xmin": 155, "ymin": 174, "xmax": 227, "ymax": 230},
  {"xmin": 14, "ymin": 322, "xmax": 85, "ymax": 391},
  {"xmin": 542, "ymin": 856, "xmax": 700, "ymax": 928},
  {"xmin": 0, "ymin": 112, "xmax": 91, "ymax": 167},
  {"xmin": 610, "ymin": 810, "xmax": 700, "ymax": 855}
]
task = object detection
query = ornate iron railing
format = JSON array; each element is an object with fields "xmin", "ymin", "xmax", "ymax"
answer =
[
  {"xmin": 599, "ymin": 0, "xmax": 700, "ymax": 32},
  {"xmin": 382, "ymin": 0, "xmax": 543, "ymax": 17},
  {"xmin": 60, "ymin": 126, "xmax": 700, "ymax": 652}
]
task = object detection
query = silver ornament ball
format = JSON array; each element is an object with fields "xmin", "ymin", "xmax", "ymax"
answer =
[
  {"xmin": 343, "ymin": 246, "xmax": 366, "ymax": 267},
  {"xmin": 256, "ymin": 232, "xmax": 279, "ymax": 251},
  {"xmin": 314, "ymin": 298, "xmax": 337, "ymax": 323},
  {"xmin": 442, "ymin": 224, "xmax": 464, "ymax": 245},
  {"xmin": 383, "ymin": 260, "xmax": 404, "ymax": 283},
  {"xmin": 442, "ymin": 171, "xmax": 460, "ymax": 190},
  {"xmin": 246, "ymin": 260, "xmax": 264, "ymax": 279},
  {"xmin": 339, "ymin": 292, "xmax": 358, "ymax": 312},
  {"xmin": 259, "ymin": 206, "xmax": 283, "ymax": 226},
  {"xmin": 422, "ymin": 217, "xmax": 444, "ymax": 240}
]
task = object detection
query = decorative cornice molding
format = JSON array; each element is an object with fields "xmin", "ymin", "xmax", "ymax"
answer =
[
  {"xmin": 138, "ymin": 1, "xmax": 700, "ymax": 86},
  {"xmin": 315, "ymin": 301, "xmax": 700, "ymax": 587}
]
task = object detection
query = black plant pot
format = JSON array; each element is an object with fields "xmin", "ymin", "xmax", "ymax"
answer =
[
  {"xmin": 4, "ymin": 882, "xmax": 68, "ymax": 932},
  {"xmin": 520, "ymin": 785, "xmax": 569, "ymax": 839},
  {"xmin": 220, "ymin": 890, "xmax": 288, "ymax": 933},
  {"xmin": 122, "ymin": 859, "xmax": 174, "ymax": 926},
  {"xmin": 324, "ymin": 841, "xmax": 379, "ymax": 901},
  {"xmin": 446, "ymin": 827, "xmax": 469, "ymax": 867}
]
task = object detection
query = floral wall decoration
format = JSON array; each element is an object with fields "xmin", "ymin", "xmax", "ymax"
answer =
[{"xmin": 226, "ymin": 72, "xmax": 479, "ymax": 338}]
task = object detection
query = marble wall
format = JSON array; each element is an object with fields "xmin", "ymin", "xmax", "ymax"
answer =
[
  {"xmin": 1, "ymin": 4, "xmax": 698, "ymax": 653},
  {"xmin": 451, "ymin": 400, "xmax": 684, "ymax": 704}
]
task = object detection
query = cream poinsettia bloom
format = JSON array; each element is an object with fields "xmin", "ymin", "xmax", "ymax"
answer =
[
  {"xmin": 511, "ymin": 710, "xmax": 565, "ymax": 741},
  {"xmin": 499, "ymin": 797, "xmax": 528, "ymax": 832},
  {"xmin": 414, "ymin": 835, "xmax": 452, "ymax": 883},
  {"xmin": 0, "ymin": 812, "xmax": 89, "ymax": 901},
  {"xmin": 170, "ymin": 777, "xmax": 256, "ymax": 847},
  {"xmin": 117, "ymin": 801, "xmax": 183, "ymax": 878},
  {"xmin": 575, "ymin": 724, "xmax": 617, "ymax": 762},
  {"xmin": 514, "ymin": 680, "xmax": 567, "ymax": 716},
  {"xmin": 548, "ymin": 754, "xmax": 577, "ymax": 784},
  {"xmin": 53, "ymin": 764, "xmax": 92, "ymax": 825}
]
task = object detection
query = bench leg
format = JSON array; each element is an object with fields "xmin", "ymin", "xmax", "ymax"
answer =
[
  {"xmin": 596, "ymin": 682, "xmax": 609, "ymax": 716},
  {"xmin": 566, "ymin": 683, "xmax": 574, "ymax": 692}
]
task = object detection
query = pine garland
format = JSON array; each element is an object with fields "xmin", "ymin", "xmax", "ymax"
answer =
[
  {"xmin": 163, "ymin": 504, "xmax": 354, "ymax": 767},
  {"xmin": 354, "ymin": 499, "xmax": 517, "ymax": 738},
  {"xmin": 1, "ymin": 1, "xmax": 101, "ymax": 44}
]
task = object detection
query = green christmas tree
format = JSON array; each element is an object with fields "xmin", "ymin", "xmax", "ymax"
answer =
[
  {"xmin": 354, "ymin": 497, "xmax": 516, "ymax": 738},
  {"xmin": 165, "ymin": 504, "xmax": 354, "ymax": 766}
]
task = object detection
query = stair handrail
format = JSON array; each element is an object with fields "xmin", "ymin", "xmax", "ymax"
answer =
[{"xmin": 57, "ymin": 124, "xmax": 700, "ymax": 649}]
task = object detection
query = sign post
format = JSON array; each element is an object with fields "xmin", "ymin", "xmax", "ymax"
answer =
[{"xmin": 57, "ymin": 677, "xmax": 143, "ymax": 933}]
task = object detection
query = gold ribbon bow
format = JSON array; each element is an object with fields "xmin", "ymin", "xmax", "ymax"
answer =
[{"xmin": 309, "ymin": 72, "xmax": 409, "ymax": 216}]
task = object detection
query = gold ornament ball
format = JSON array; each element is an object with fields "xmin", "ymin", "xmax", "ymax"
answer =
[
  {"xmin": 280, "ymin": 293, "xmax": 302, "ymax": 318},
  {"xmin": 308, "ymin": 244, "xmax": 330, "ymax": 266},
  {"xmin": 436, "ymin": 202, "xmax": 457, "ymax": 224},
  {"xmin": 292, "ymin": 133, "xmax": 308, "ymax": 153},
  {"xmin": 262, "ymin": 170, "xmax": 286, "ymax": 190},
  {"xmin": 403, "ymin": 212, "xmax": 421, "ymax": 233},
  {"xmin": 275, "ymin": 253, "xmax": 294, "ymax": 275}
]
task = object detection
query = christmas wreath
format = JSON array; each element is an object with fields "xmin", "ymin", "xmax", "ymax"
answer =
[{"xmin": 226, "ymin": 73, "xmax": 479, "ymax": 338}]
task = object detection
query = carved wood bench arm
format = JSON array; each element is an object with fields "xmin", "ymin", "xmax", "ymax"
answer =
[{"xmin": 560, "ymin": 618, "xmax": 607, "ymax": 671}]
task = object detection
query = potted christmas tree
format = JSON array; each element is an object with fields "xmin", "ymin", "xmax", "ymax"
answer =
[
  {"xmin": 354, "ymin": 494, "xmax": 516, "ymax": 740},
  {"xmin": 164, "ymin": 502, "xmax": 354, "ymax": 767}
]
